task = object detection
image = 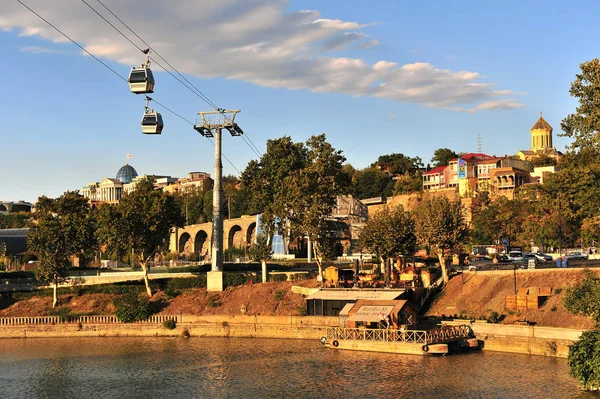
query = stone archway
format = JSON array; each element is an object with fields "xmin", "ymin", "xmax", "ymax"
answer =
[
  {"xmin": 228, "ymin": 225, "xmax": 243, "ymax": 249},
  {"xmin": 194, "ymin": 230, "xmax": 208, "ymax": 256},
  {"xmin": 246, "ymin": 222, "xmax": 256, "ymax": 246},
  {"xmin": 179, "ymin": 232, "xmax": 191, "ymax": 253}
]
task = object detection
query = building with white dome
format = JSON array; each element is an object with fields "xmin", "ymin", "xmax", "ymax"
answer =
[{"xmin": 81, "ymin": 163, "xmax": 212, "ymax": 206}]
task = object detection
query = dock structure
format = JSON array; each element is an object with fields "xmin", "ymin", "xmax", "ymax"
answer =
[{"xmin": 324, "ymin": 324, "xmax": 477, "ymax": 355}]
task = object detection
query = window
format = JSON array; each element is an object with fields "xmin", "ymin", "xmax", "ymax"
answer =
[{"xmin": 129, "ymin": 70, "xmax": 147, "ymax": 83}]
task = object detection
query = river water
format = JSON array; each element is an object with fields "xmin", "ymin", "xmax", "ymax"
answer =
[{"xmin": 0, "ymin": 337, "xmax": 597, "ymax": 399}]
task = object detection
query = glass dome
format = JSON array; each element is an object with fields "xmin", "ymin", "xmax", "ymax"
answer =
[{"xmin": 116, "ymin": 163, "xmax": 138, "ymax": 184}]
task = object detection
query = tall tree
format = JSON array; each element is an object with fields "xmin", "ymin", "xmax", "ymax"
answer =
[
  {"xmin": 360, "ymin": 205, "xmax": 416, "ymax": 286},
  {"xmin": 412, "ymin": 196, "xmax": 469, "ymax": 282},
  {"xmin": 431, "ymin": 148, "xmax": 458, "ymax": 167},
  {"xmin": 96, "ymin": 178, "xmax": 184, "ymax": 297},
  {"xmin": 286, "ymin": 134, "xmax": 349, "ymax": 279},
  {"xmin": 561, "ymin": 59, "xmax": 600, "ymax": 150},
  {"xmin": 351, "ymin": 167, "xmax": 394, "ymax": 199},
  {"xmin": 372, "ymin": 153, "xmax": 423, "ymax": 175},
  {"xmin": 27, "ymin": 192, "xmax": 97, "ymax": 307},
  {"xmin": 239, "ymin": 136, "xmax": 307, "ymax": 252}
]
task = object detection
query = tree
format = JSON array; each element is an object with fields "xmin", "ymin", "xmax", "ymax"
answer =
[
  {"xmin": 27, "ymin": 192, "xmax": 96, "ymax": 307},
  {"xmin": 431, "ymin": 148, "xmax": 458, "ymax": 167},
  {"xmin": 561, "ymin": 59, "xmax": 600, "ymax": 150},
  {"xmin": 96, "ymin": 178, "xmax": 184, "ymax": 297},
  {"xmin": 564, "ymin": 269, "xmax": 600, "ymax": 321},
  {"xmin": 371, "ymin": 153, "xmax": 423, "ymax": 175},
  {"xmin": 568, "ymin": 329, "xmax": 600, "ymax": 391},
  {"xmin": 360, "ymin": 205, "xmax": 416, "ymax": 286},
  {"xmin": 286, "ymin": 134, "xmax": 349, "ymax": 280},
  {"xmin": 248, "ymin": 233, "xmax": 272, "ymax": 283},
  {"xmin": 530, "ymin": 153, "xmax": 557, "ymax": 168},
  {"xmin": 239, "ymin": 136, "xmax": 308, "ymax": 257},
  {"xmin": 412, "ymin": 196, "xmax": 469, "ymax": 282},
  {"xmin": 352, "ymin": 167, "xmax": 394, "ymax": 199}
]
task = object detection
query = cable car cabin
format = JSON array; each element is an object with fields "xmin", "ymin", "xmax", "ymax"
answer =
[
  {"xmin": 128, "ymin": 67, "xmax": 155, "ymax": 94},
  {"xmin": 141, "ymin": 110, "xmax": 163, "ymax": 134}
]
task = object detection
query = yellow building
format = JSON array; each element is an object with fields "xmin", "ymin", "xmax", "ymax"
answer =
[{"xmin": 517, "ymin": 113, "xmax": 561, "ymax": 162}]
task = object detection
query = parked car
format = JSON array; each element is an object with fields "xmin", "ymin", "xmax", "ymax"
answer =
[
  {"xmin": 532, "ymin": 253, "xmax": 553, "ymax": 262},
  {"xmin": 567, "ymin": 251, "xmax": 588, "ymax": 260},
  {"xmin": 522, "ymin": 253, "xmax": 540, "ymax": 263},
  {"xmin": 508, "ymin": 251, "xmax": 523, "ymax": 262}
]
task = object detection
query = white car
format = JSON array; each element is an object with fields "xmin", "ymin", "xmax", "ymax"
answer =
[{"xmin": 508, "ymin": 251, "xmax": 523, "ymax": 262}]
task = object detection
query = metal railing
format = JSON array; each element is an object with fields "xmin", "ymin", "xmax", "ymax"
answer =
[
  {"xmin": 325, "ymin": 324, "xmax": 471, "ymax": 345},
  {"xmin": 0, "ymin": 314, "xmax": 179, "ymax": 326}
]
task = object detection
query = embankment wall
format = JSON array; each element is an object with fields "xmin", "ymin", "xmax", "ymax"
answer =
[{"xmin": 471, "ymin": 323, "xmax": 582, "ymax": 358}]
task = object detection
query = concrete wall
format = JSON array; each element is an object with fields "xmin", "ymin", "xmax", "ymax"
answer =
[{"xmin": 471, "ymin": 323, "xmax": 582, "ymax": 358}]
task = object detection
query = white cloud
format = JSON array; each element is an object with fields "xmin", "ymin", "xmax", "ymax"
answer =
[
  {"xmin": 1, "ymin": 0, "xmax": 524, "ymax": 111},
  {"xmin": 20, "ymin": 45, "xmax": 60, "ymax": 54}
]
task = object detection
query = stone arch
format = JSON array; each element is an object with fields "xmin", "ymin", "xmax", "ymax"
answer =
[
  {"xmin": 194, "ymin": 230, "xmax": 208, "ymax": 256},
  {"xmin": 228, "ymin": 225, "xmax": 243, "ymax": 249},
  {"xmin": 179, "ymin": 232, "xmax": 191, "ymax": 253},
  {"xmin": 509, "ymin": 175, "xmax": 514, "ymax": 185},
  {"xmin": 246, "ymin": 222, "xmax": 256, "ymax": 246}
]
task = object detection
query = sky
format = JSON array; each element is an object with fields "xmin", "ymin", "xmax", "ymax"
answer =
[{"xmin": 1, "ymin": 0, "xmax": 599, "ymax": 203}]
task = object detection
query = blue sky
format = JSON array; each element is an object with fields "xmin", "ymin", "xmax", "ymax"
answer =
[{"xmin": 1, "ymin": 0, "xmax": 598, "ymax": 203}]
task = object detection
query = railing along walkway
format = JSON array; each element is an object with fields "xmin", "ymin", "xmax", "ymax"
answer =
[
  {"xmin": 0, "ymin": 314, "xmax": 179, "ymax": 326},
  {"xmin": 326, "ymin": 324, "xmax": 471, "ymax": 345}
]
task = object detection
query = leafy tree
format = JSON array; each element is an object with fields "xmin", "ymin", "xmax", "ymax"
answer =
[
  {"xmin": 564, "ymin": 269, "xmax": 600, "ymax": 321},
  {"xmin": 96, "ymin": 178, "xmax": 184, "ymax": 297},
  {"xmin": 393, "ymin": 173, "xmax": 423, "ymax": 195},
  {"xmin": 431, "ymin": 148, "xmax": 458, "ymax": 167},
  {"xmin": 412, "ymin": 196, "xmax": 469, "ymax": 282},
  {"xmin": 0, "ymin": 212, "xmax": 31, "ymax": 229},
  {"xmin": 371, "ymin": 153, "xmax": 423, "ymax": 175},
  {"xmin": 286, "ymin": 134, "xmax": 349, "ymax": 280},
  {"xmin": 248, "ymin": 233, "xmax": 272, "ymax": 283},
  {"xmin": 360, "ymin": 205, "xmax": 416, "ymax": 285},
  {"xmin": 530, "ymin": 153, "xmax": 557, "ymax": 168},
  {"xmin": 568, "ymin": 329, "xmax": 600, "ymax": 391},
  {"xmin": 27, "ymin": 192, "xmax": 96, "ymax": 307},
  {"xmin": 561, "ymin": 59, "xmax": 600, "ymax": 150},
  {"xmin": 351, "ymin": 167, "xmax": 394, "ymax": 199},
  {"xmin": 178, "ymin": 187, "xmax": 208, "ymax": 225}
]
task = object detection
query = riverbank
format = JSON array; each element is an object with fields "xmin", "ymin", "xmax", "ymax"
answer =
[
  {"xmin": 0, "ymin": 314, "xmax": 582, "ymax": 358},
  {"xmin": 428, "ymin": 268, "xmax": 597, "ymax": 329}
]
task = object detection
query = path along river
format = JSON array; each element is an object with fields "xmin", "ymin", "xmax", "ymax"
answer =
[{"xmin": 0, "ymin": 337, "xmax": 597, "ymax": 399}]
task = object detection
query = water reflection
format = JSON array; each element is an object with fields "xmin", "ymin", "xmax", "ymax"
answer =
[{"xmin": 0, "ymin": 337, "xmax": 596, "ymax": 399}]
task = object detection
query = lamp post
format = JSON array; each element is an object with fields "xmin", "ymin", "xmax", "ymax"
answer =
[{"xmin": 194, "ymin": 109, "xmax": 243, "ymax": 292}]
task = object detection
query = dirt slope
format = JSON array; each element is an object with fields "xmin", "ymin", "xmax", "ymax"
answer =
[
  {"xmin": 0, "ymin": 280, "xmax": 319, "ymax": 317},
  {"xmin": 428, "ymin": 268, "xmax": 597, "ymax": 329}
]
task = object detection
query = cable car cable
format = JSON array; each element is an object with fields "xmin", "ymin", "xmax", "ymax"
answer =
[
  {"xmin": 15, "ymin": 0, "xmax": 243, "ymax": 175},
  {"xmin": 88, "ymin": 0, "xmax": 264, "ymax": 158}
]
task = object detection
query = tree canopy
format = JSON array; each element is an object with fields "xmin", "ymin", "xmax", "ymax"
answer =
[
  {"xmin": 95, "ymin": 178, "xmax": 184, "ymax": 296},
  {"xmin": 412, "ymin": 196, "xmax": 468, "ymax": 282},
  {"xmin": 431, "ymin": 148, "xmax": 458, "ymax": 167},
  {"xmin": 561, "ymin": 59, "xmax": 600, "ymax": 150},
  {"xmin": 27, "ymin": 191, "xmax": 96, "ymax": 306}
]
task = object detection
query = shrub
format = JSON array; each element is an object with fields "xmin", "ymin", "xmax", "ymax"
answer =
[
  {"xmin": 164, "ymin": 287, "xmax": 180, "ymax": 299},
  {"xmin": 207, "ymin": 294, "xmax": 221, "ymax": 308},
  {"xmin": 163, "ymin": 319, "xmax": 176, "ymax": 330},
  {"xmin": 49, "ymin": 306, "xmax": 74, "ymax": 322},
  {"xmin": 269, "ymin": 274, "xmax": 288, "ymax": 282},
  {"xmin": 487, "ymin": 311, "xmax": 501, "ymax": 323},
  {"xmin": 181, "ymin": 328, "xmax": 190, "ymax": 338},
  {"xmin": 223, "ymin": 273, "xmax": 249, "ymax": 288},
  {"xmin": 166, "ymin": 276, "xmax": 207, "ymax": 290},
  {"xmin": 568, "ymin": 328, "xmax": 600, "ymax": 390},
  {"xmin": 550, "ymin": 306, "xmax": 558, "ymax": 312},
  {"xmin": 554, "ymin": 288, "xmax": 563, "ymax": 295},
  {"xmin": 114, "ymin": 292, "xmax": 151, "ymax": 323},
  {"xmin": 564, "ymin": 269, "xmax": 600, "ymax": 321},
  {"xmin": 295, "ymin": 306, "xmax": 307, "ymax": 316},
  {"xmin": 273, "ymin": 289, "xmax": 285, "ymax": 301}
]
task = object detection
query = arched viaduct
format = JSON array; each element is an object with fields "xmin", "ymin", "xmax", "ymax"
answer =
[{"xmin": 169, "ymin": 215, "xmax": 258, "ymax": 257}]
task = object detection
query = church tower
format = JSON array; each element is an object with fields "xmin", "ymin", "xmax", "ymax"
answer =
[{"xmin": 530, "ymin": 112, "xmax": 553, "ymax": 151}]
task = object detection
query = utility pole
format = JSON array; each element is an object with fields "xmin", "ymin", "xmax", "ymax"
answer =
[{"xmin": 194, "ymin": 109, "xmax": 243, "ymax": 292}]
